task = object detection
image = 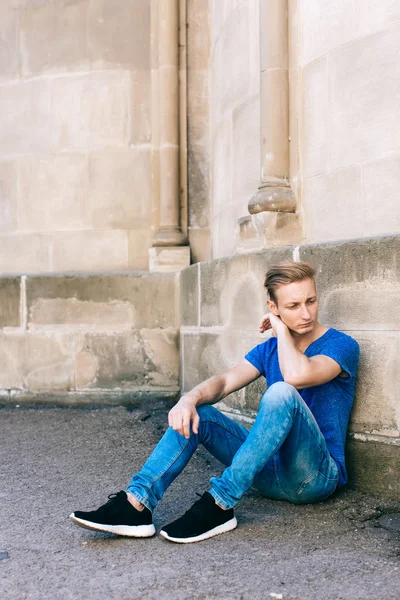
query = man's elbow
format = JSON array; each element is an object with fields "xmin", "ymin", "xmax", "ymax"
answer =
[{"xmin": 283, "ymin": 372, "xmax": 306, "ymax": 388}]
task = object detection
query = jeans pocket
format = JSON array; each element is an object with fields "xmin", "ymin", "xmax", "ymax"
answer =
[{"xmin": 295, "ymin": 470, "xmax": 339, "ymax": 504}]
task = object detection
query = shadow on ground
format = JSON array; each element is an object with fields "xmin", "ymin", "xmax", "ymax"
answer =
[{"xmin": 0, "ymin": 405, "xmax": 399, "ymax": 600}]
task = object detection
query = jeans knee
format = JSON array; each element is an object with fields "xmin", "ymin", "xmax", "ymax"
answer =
[
  {"xmin": 260, "ymin": 381, "xmax": 298, "ymax": 410},
  {"xmin": 197, "ymin": 404, "xmax": 218, "ymax": 420}
]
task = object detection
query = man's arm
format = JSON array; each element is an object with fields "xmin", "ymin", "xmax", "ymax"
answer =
[
  {"xmin": 271, "ymin": 316, "xmax": 342, "ymax": 389},
  {"xmin": 168, "ymin": 361, "xmax": 261, "ymax": 438}
]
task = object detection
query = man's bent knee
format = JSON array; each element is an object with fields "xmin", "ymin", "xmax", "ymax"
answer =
[{"xmin": 259, "ymin": 381, "xmax": 299, "ymax": 410}]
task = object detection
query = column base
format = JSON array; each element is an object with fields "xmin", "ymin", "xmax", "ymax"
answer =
[
  {"xmin": 149, "ymin": 246, "xmax": 191, "ymax": 272},
  {"xmin": 152, "ymin": 229, "xmax": 188, "ymax": 247},
  {"xmin": 236, "ymin": 212, "xmax": 302, "ymax": 253},
  {"xmin": 248, "ymin": 184, "xmax": 296, "ymax": 214}
]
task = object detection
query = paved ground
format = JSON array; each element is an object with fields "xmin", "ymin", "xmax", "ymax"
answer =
[{"xmin": 0, "ymin": 405, "xmax": 399, "ymax": 600}]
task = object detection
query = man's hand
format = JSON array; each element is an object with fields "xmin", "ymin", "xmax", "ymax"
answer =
[
  {"xmin": 168, "ymin": 396, "xmax": 200, "ymax": 439},
  {"xmin": 259, "ymin": 313, "xmax": 287, "ymax": 336}
]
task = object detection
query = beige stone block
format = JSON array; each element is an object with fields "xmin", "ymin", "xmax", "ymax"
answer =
[
  {"xmin": 149, "ymin": 247, "xmax": 191, "ymax": 273},
  {"xmin": 26, "ymin": 271, "xmax": 179, "ymax": 329},
  {"xmin": 188, "ymin": 227, "xmax": 212, "ymax": 263},
  {"xmin": 248, "ymin": 0, "xmax": 260, "ymax": 95},
  {"xmin": 349, "ymin": 331, "xmax": 399, "ymax": 433},
  {"xmin": 0, "ymin": 4, "xmax": 19, "ymax": 79},
  {"xmin": 300, "ymin": 0, "xmax": 358, "ymax": 65},
  {"xmin": 180, "ymin": 263, "xmax": 198, "ymax": 326},
  {"xmin": 127, "ymin": 229, "xmax": 152, "ymax": 271},
  {"xmin": 361, "ymin": 156, "xmax": 400, "ymax": 236},
  {"xmin": 212, "ymin": 213, "xmax": 236, "ymax": 259},
  {"xmin": 75, "ymin": 329, "xmax": 178, "ymax": 390},
  {"xmin": 28, "ymin": 297, "xmax": 135, "ymax": 330},
  {"xmin": 188, "ymin": 144, "xmax": 210, "ymax": 228},
  {"xmin": 187, "ymin": 0, "xmax": 211, "ymax": 70},
  {"xmin": 289, "ymin": 66, "xmax": 301, "ymax": 198},
  {"xmin": 187, "ymin": 70, "xmax": 209, "ymax": 144},
  {"xmin": 358, "ymin": 0, "xmax": 400, "ymax": 37},
  {"xmin": 88, "ymin": 0, "xmax": 150, "ymax": 69},
  {"xmin": 18, "ymin": 154, "xmax": 89, "ymax": 232},
  {"xmin": 0, "ymin": 277, "xmax": 21, "ymax": 328},
  {"xmin": 0, "ymin": 233, "xmax": 50, "ymax": 274},
  {"xmin": 212, "ymin": 118, "xmax": 232, "ymax": 219},
  {"xmin": 0, "ymin": 160, "xmax": 17, "ymax": 232},
  {"xmin": 50, "ymin": 230, "xmax": 128, "ymax": 271},
  {"xmin": 0, "ymin": 331, "xmax": 74, "ymax": 390},
  {"xmin": 88, "ymin": 149, "xmax": 151, "ymax": 229},
  {"xmin": 330, "ymin": 24, "xmax": 400, "ymax": 170},
  {"xmin": 212, "ymin": 3, "xmax": 249, "ymax": 126},
  {"xmin": 20, "ymin": 0, "xmax": 88, "ymax": 76},
  {"xmin": 0, "ymin": 78, "xmax": 57, "ymax": 155},
  {"xmin": 236, "ymin": 212, "xmax": 302, "ymax": 252},
  {"xmin": 232, "ymin": 95, "xmax": 260, "ymax": 204},
  {"xmin": 302, "ymin": 57, "xmax": 329, "ymax": 179},
  {"xmin": 130, "ymin": 70, "xmax": 151, "ymax": 144},
  {"xmin": 51, "ymin": 72, "xmax": 130, "ymax": 150},
  {"xmin": 303, "ymin": 167, "xmax": 363, "ymax": 242}
]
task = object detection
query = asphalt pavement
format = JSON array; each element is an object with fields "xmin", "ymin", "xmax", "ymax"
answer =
[{"xmin": 1, "ymin": 404, "xmax": 399, "ymax": 600}]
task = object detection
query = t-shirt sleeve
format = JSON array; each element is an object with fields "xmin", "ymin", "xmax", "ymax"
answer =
[
  {"xmin": 244, "ymin": 341, "xmax": 269, "ymax": 377},
  {"xmin": 318, "ymin": 334, "xmax": 360, "ymax": 380}
]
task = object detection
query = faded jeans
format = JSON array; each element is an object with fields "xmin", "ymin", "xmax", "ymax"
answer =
[{"xmin": 126, "ymin": 382, "xmax": 339, "ymax": 512}]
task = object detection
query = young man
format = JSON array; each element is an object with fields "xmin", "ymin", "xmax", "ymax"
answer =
[{"xmin": 70, "ymin": 261, "xmax": 360, "ymax": 544}]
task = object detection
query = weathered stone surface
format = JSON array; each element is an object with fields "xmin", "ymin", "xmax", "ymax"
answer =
[
  {"xmin": 0, "ymin": 78, "xmax": 56, "ymax": 155},
  {"xmin": 148, "ymin": 247, "xmax": 191, "ymax": 273},
  {"xmin": 26, "ymin": 272, "xmax": 179, "ymax": 329},
  {"xmin": 346, "ymin": 438, "xmax": 400, "ymax": 500},
  {"xmin": 232, "ymin": 94, "xmax": 260, "ymax": 206},
  {"xmin": 180, "ymin": 264, "xmax": 198, "ymax": 327},
  {"xmin": 18, "ymin": 154, "xmax": 89, "ymax": 231},
  {"xmin": 88, "ymin": 0, "xmax": 150, "ymax": 69},
  {"xmin": 130, "ymin": 70, "xmax": 151, "ymax": 145},
  {"xmin": 358, "ymin": 0, "xmax": 400, "ymax": 36},
  {"xmin": 187, "ymin": 227, "xmax": 212, "ymax": 264},
  {"xmin": 0, "ymin": 332, "xmax": 74, "ymax": 390},
  {"xmin": 187, "ymin": 0, "xmax": 210, "ymax": 71},
  {"xmin": 88, "ymin": 149, "xmax": 152, "ymax": 229},
  {"xmin": 303, "ymin": 167, "xmax": 362, "ymax": 242},
  {"xmin": 0, "ymin": 277, "xmax": 21, "ymax": 328},
  {"xmin": 127, "ymin": 229, "xmax": 152, "ymax": 271},
  {"xmin": 236, "ymin": 213, "xmax": 303, "ymax": 253},
  {"xmin": 0, "ymin": 4, "xmax": 19, "ymax": 79},
  {"xmin": 50, "ymin": 230, "xmax": 128, "ymax": 272},
  {"xmin": 362, "ymin": 156, "xmax": 400, "ymax": 237},
  {"xmin": 182, "ymin": 332, "xmax": 242, "ymax": 407},
  {"xmin": 300, "ymin": 0, "xmax": 358, "ymax": 65},
  {"xmin": 51, "ymin": 71, "xmax": 130, "ymax": 150},
  {"xmin": 188, "ymin": 143, "xmax": 210, "ymax": 229},
  {"xmin": 302, "ymin": 56, "xmax": 329, "ymax": 179},
  {"xmin": 329, "ymin": 24, "xmax": 400, "ymax": 170},
  {"xmin": 75, "ymin": 329, "xmax": 179, "ymax": 390},
  {"xmin": 200, "ymin": 249, "xmax": 292, "ymax": 327},
  {"xmin": 0, "ymin": 159, "xmax": 17, "ymax": 232},
  {"xmin": 20, "ymin": 0, "xmax": 88, "ymax": 76},
  {"xmin": 0, "ymin": 234, "xmax": 50, "ymax": 274}
]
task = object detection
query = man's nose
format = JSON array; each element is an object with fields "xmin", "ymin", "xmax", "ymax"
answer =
[{"xmin": 300, "ymin": 305, "xmax": 311, "ymax": 320}]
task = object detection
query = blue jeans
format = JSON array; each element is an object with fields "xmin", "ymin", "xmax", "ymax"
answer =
[{"xmin": 126, "ymin": 382, "xmax": 339, "ymax": 511}]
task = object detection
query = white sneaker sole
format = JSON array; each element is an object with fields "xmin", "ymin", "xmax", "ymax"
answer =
[
  {"xmin": 159, "ymin": 516, "xmax": 237, "ymax": 544},
  {"xmin": 69, "ymin": 513, "xmax": 155, "ymax": 537}
]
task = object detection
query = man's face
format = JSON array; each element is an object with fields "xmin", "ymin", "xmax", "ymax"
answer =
[{"xmin": 268, "ymin": 278, "xmax": 319, "ymax": 335}]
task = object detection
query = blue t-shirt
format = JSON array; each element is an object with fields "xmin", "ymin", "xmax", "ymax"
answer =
[{"xmin": 245, "ymin": 328, "xmax": 360, "ymax": 488}]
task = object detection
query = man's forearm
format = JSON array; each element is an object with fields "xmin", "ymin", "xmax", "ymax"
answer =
[
  {"xmin": 183, "ymin": 374, "xmax": 228, "ymax": 407},
  {"xmin": 276, "ymin": 325, "xmax": 312, "ymax": 383}
]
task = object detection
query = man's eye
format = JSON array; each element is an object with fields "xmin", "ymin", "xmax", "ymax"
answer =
[{"xmin": 307, "ymin": 299, "xmax": 316, "ymax": 304}]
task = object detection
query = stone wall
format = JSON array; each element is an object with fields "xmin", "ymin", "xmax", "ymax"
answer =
[
  {"xmin": 209, "ymin": 0, "xmax": 260, "ymax": 258},
  {"xmin": 180, "ymin": 234, "xmax": 400, "ymax": 498},
  {"xmin": 0, "ymin": 272, "xmax": 179, "ymax": 405},
  {"xmin": 295, "ymin": 0, "xmax": 400, "ymax": 242},
  {"xmin": 0, "ymin": 0, "xmax": 152, "ymax": 273}
]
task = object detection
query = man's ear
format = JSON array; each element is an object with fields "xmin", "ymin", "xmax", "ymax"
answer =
[{"xmin": 267, "ymin": 299, "xmax": 279, "ymax": 316}]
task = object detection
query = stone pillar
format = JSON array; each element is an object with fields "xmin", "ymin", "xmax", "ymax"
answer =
[
  {"xmin": 150, "ymin": 0, "xmax": 190, "ymax": 272},
  {"xmin": 248, "ymin": 0, "xmax": 296, "ymax": 214}
]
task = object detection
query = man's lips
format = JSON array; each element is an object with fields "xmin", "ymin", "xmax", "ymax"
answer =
[{"xmin": 298, "ymin": 322, "xmax": 313, "ymax": 327}]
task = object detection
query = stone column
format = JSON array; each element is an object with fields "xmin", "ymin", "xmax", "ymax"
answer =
[
  {"xmin": 248, "ymin": 0, "xmax": 296, "ymax": 214},
  {"xmin": 150, "ymin": 0, "xmax": 190, "ymax": 272}
]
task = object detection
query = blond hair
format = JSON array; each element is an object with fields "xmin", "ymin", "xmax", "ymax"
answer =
[{"xmin": 264, "ymin": 260, "xmax": 316, "ymax": 305}]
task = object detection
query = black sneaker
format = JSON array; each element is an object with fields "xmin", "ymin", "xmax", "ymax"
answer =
[
  {"xmin": 69, "ymin": 491, "xmax": 155, "ymax": 537},
  {"xmin": 159, "ymin": 492, "xmax": 237, "ymax": 544}
]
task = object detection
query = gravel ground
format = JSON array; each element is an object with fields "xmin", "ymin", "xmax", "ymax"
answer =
[{"xmin": 0, "ymin": 405, "xmax": 399, "ymax": 600}]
